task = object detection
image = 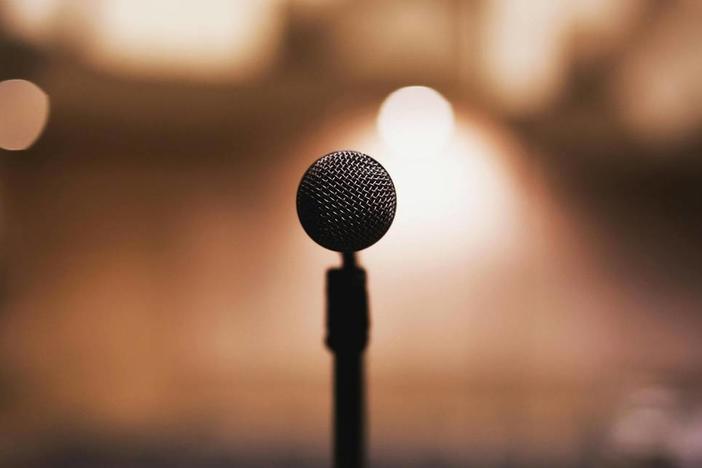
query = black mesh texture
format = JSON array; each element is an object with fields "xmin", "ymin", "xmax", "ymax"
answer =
[{"xmin": 297, "ymin": 150, "xmax": 397, "ymax": 252}]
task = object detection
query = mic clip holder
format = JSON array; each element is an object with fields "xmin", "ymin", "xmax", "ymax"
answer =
[{"xmin": 326, "ymin": 254, "xmax": 369, "ymax": 354}]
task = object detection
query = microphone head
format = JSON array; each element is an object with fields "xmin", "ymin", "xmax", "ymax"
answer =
[{"xmin": 297, "ymin": 150, "xmax": 397, "ymax": 252}]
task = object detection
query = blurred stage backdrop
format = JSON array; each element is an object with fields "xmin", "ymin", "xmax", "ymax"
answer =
[{"xmin": 1, "ymin": 1, "xmax": 702, "ymax": 467}]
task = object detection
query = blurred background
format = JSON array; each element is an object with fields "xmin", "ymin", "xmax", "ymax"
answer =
[{"xmin": 1, "ymin": 0, "xmax": 702, "ymax": 466}]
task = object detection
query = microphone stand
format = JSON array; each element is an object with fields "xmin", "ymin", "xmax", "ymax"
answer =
[{"xmin": 326, "ymin": 251, "xmax": 368, "ymax": 468}]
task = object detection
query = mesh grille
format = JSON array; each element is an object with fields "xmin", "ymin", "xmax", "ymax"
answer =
[{"xmin": 297, "ymin": 150, "xmax": 397, "ymax": 252}]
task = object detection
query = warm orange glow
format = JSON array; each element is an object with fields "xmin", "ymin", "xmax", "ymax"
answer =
[
  {"xmin": 1, "ymin": 2, "xmax": 700, "ymax": 465},
  {"xmin": 0, "ymin": 79, "xmax": 50, "ymax": 151},
  {"xmin": 282, "ymin": 107, "xmax": 529, "ymax": 379},
  {"xmin": 314, "ymin": 106, "xmax": 522, "ymax": 266},
  {"xmin": 374, "ymin": 119, "xmax": 522, "ymax": 269}
]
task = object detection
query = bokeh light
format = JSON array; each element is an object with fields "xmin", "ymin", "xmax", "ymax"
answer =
[
  {"xmin": 609, "ymin": 386, "xmax": 681, "ymax": 460},
  {"xmin": 478, "ymin": 0, "xmax": 641, "ymax": 115},
  {"xmin": 86, "ymin": 0, "xmax": 285, "ymax": 81},
  {"xmin": 0, "ymin": 79, "xmax": 50, "ymax": 151},
  {"xmin": 612, "ymin": 2, "xmax": 702, "ymax": 145},
  {"xmin": 377, "ymin": 86, "xmax": 455, "ymax": 159},
  {"xmin": 0, "ymin": 0, "xmax": 60, "ymax": 45},
  {"xmin": 478, "ymin": 0, "xmax": 569, "ymax": 114},
  {"xmin": 380, "ymin": 121, "xmax": 521, "ymax": 262},
  {"xmin": 1, "ymin": 2, "xmax": 702, "ymax": 466}
]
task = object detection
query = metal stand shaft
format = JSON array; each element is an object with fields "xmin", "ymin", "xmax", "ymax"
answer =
[{"xmin": 326, "ymin": 252, "xmax": 368, "ymax": 468}]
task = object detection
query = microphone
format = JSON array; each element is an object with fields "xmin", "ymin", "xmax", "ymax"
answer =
[
  {"xmin": 297, "ymin": 150, "xmax": 397, "ymax": 252},
  {"xmin": 296, "ymin": 150, "xmax": 396, "ymax": 468}
]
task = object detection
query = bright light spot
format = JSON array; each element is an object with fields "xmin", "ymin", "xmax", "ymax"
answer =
[
  {"xmin": 86, "ymin": 0, "xmax": 284, "ymax": 81},
  {"xmin": 350, "ymin": 114, "xmax": 522, "ymax": 272},
  {"xmin": 612, "ymin": 3, "xmax": 702, "ymax": 145},
  {"xmin": 0, "ymin": 0, "xmax": 60, "ymax": 44},
  {"xmin": 0, "ymin": 79, "xmax": 50, "ymax": 151},
  {"xmin": 570, "ymin": 0, "xmax": 641, "ymax": 58},
  {"xmin": 377, "ymin": 86, "xmax": 455, "ymax": 159},
  {"xmin": 479, "ymin": 0, "xmax": 570, "ymax": 114},
  {"xmin": 478, "ymin": 0, "xmax": 642, "ymax": 114},
  {"xmin": 302, "ymin": 109, "xmax": 520, "ymax": 266},
  {"xmin": 383, "ymin": 122, "xmax": 519, "ymax": 263}
]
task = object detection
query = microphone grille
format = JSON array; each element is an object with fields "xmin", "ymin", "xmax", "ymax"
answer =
[{"xmin": 297, "ymin": 150, "xmax": 397, "ymax": 252}]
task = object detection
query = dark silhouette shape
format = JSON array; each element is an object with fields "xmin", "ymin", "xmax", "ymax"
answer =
[
  {"xmin": 297, "ymin": 150, "xmax": 395, "ymax": 468},
  {"xmin": 326, "ymin": 252, "xmax": 368, "ymax": 468}
]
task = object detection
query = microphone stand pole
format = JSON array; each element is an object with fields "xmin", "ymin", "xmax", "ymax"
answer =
[{"xmin": 326, "ymin": 251, "xmax": 368, "ymax": 468}]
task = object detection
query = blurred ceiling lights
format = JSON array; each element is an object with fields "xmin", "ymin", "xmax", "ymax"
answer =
[
  {"xmin": 0, "ymin": 0, "xmax": 286, "ymax": 82},
  {"xmin": 377, "ymin": 86, "xmax": 455, "ymax": 159},
  {"xmin": 2, "ymin": 0, "xmax": 699, "ymax": 147},
  {"xmin": 0, "ymin": 0, "xmax": 60, "ymax": 44},
  {"xmin": 612, "ymin": 1, "xmax": 702, "ymax": 145},
  {"xmin": 478, "ymin": 0, "xmax": 640, "ymax": 115},
  {"xmin": 330, "ymin": 1, "xmax": 455, "ymax": 81},
  {"xmin": 87, "ymin": 0, "xmax": 284, "ymax": 81},
  {"xmin": 0, "ymin": 79, "xmax": 50, "ymax": 151}
]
